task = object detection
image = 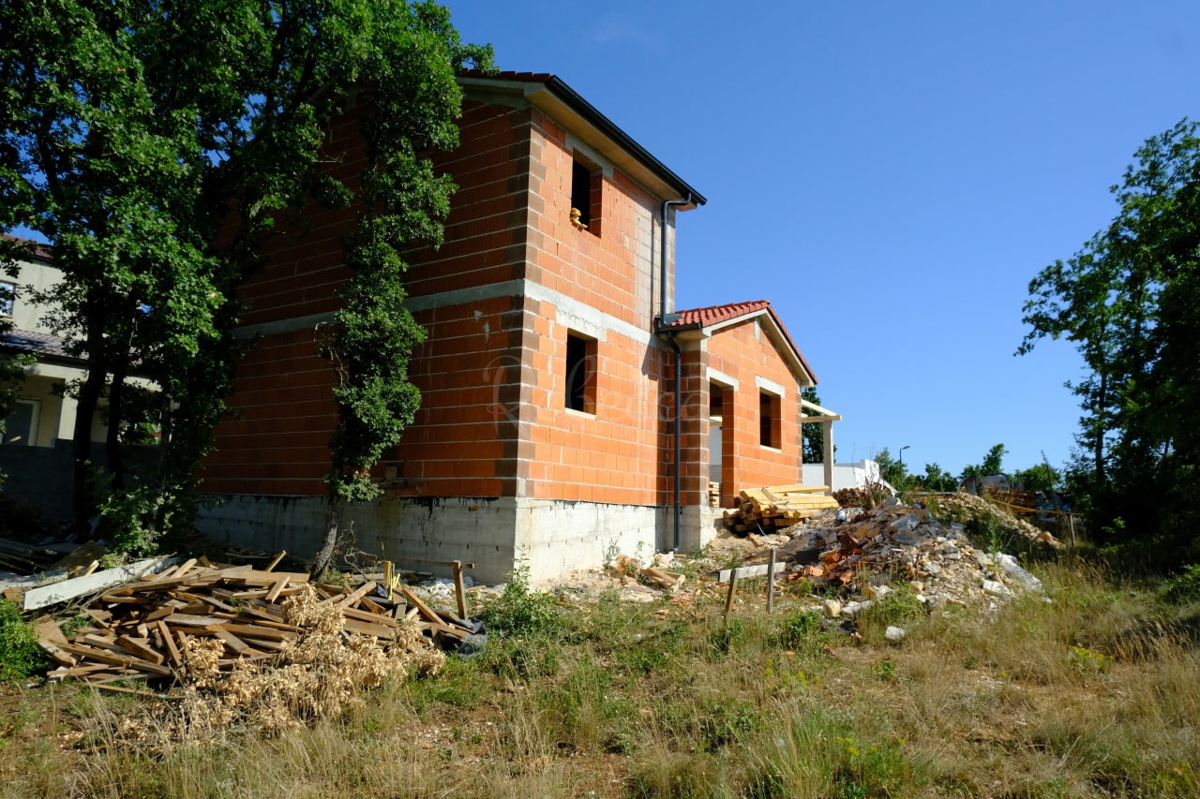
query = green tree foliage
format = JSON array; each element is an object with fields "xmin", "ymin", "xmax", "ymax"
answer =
[
  {"xmin": 800, "ymin": 387, "xmax": 831, "ymax": 464},
  {"xmin": 959, "ymin": 443, "xmax": 1008, "ymax": 483},
  {"xmin": 916, "ymin": 462, "xmax": 957, "ymax": 492},
  {"xmin": 1020, "ymin": 119, "xmax": 1200, "ymax": 552},
  {"xmin": 0, "ymin": 0, "xmax": 490, "ymax": 554},
  {"xmin": 874, "ymin": 447, "xmax": 910, "ymax": 491},
  {"xmin": 980, "ymin": 443, "xmax": 1007, "ymax": 475}
]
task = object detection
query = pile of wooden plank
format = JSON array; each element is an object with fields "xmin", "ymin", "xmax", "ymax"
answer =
[
  {"xmin": 31, "ymin": 556, "xmax": 476, "ymax": 688},
  {"xmin": 722, "ymin": 484, "xmax": 839, "ymax": 533}
]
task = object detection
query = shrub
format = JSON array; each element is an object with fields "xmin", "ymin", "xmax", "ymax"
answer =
[
  {"xmin": 1163, "ymin": 564, "xmax": 1200, "ymax": 605},
  {"xmin": 476, "ymin": 563, "xmax": 561, "ymax": 638},
  {"xmin": 0, "ymin": 599, "xmax": 47, "ymax": 680}
]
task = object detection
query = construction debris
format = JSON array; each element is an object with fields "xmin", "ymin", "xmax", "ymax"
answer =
[
  {"xmin": 723, "ymin": 484, "xmax": 840, "ymax": 533},
  {"xmin": 754, "ymin": 496, "xmax": 1058, "ymax": 611},
  {"xmin": 29, "ymin": 557, "xmax": 470, "ymax": 689}
]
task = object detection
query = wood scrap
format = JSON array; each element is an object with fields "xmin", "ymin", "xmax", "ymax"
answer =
[
  {"xmin": 34, "ymin": 559, "xmax": 481, "ymax": 688},
  {"xmin": 722, "ymin": 484, "xmax": 839, "ymax": 533}
]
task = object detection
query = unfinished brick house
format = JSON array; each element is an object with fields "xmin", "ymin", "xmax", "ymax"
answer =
[{"xmin": 198, "ymin": 72, "xmax": 827, "ymax": 582}]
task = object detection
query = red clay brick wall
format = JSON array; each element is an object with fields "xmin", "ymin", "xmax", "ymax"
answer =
[
  {"xmin": 404, "ymin": 101, "xmax": 537, "ymax": 298},
  {"xmin": 203, "ymin": 328, "xmax": 335, "ymax": 496},
  {"xmin": 517, "ymin": 109, "xmax": 676, "ymax": 506},
  {"xmin": 703, "ymin": 319, "xmax": 806, "ymax": 504},
  {"xmin": 207, "ymin": 99, "xmax": 536, "ymax": 498}
]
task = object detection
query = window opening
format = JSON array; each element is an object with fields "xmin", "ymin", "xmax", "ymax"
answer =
[
  {"xmin": 565, "ymin": 332, "xmax": 596, "ymax": 414},
  {"xmin": 3, "ymin": 399, "xmax": 38, "ymax": 446},
  {"xmin": 709, "ymin": 383, "xmax": 724, "ymax": 483},
  {"xmin": 759, "ymin": 391, "xmax": 781, "ymax": 449},
  {"xmin": 0, "ymin": 281, "xmax": 13, "ymax": 317},
  {"xmin": 570, "ymin": 158, "xmax": 602, "ymax": 236}
]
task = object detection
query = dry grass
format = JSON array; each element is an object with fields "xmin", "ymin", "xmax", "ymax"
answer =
[{"xmin": 1, "ymin": 554, "xmax": 1198, "ymax": 798}]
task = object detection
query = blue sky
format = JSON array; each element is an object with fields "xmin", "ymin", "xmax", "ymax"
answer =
[{"xmin": 449, "ymin": 0, "xmax": 1200, "ymax": 479}]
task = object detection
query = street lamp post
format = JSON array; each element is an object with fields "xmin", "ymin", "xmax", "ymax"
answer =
[{"xmin": 899, "ymin": 445, "xmax": 910, "ymax": 472}]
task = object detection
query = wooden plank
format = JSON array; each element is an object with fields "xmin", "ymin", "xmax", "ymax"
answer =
[
  {"xmin": 395, "ymin": 584, "xmax": 443, "ymax": 625},
  {"xmin": 341, "ymin": 617, "xmax": 396, "ymax": 640},
  {"xmin": 47, "ymin": 663, "xmax": 113, "ymax": 681},
  {"xmin": 59, "ymin": 643, "xmax": 174, "ymax": 677},
  {"xmin": 264, "ymin": 575, "xmax": 289, "ymax": 603},
  {"xmin": 342, "ymin": 606, "xmax": 399, "ymax": 626},
  {"xmin": 23, "ymin": 557, "xmax": 176, "ymax": 611},
  {"xmin": 235, "ymin": 612, "xmax": 303, "ymax": 632},
  {"xmin": 156, "ymin": 620, "xmax": 183, "ymax": 667},
  {"xmin": 264, "ymin": 550, "xmax": 287, "ymax": 572},
  {"xmin": 233, "ymin": 571, "xmax": 310, "ymax": 587},
  {"xmin": 221, "ymin": 623, "xmax": 299, "ymax": 642},
  {"xmin": 211, "ymin": 627, "xmax": 251, "ymax": 655},
  {"xmin": 162, "ymin": 613, "xmax": 227, "ymax": 628},
  {"xmin": 453, "ymin": 561, "xmax": 468, "ymax": 620},
  {"xmin": 717, "ymin": 562, "xmax": 776, "ymax": 582},
  {"xmin": 335, "ymin": 580, "xmax": 377, "ymax": 608},
  {"xmin": 115, "ymin": 635, "xmax": 165, "ymax": 665}
]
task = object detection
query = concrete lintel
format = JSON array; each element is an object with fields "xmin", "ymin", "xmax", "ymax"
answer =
[
  {"xmin": 755, "ymin": 375, "xmax": 787, "ymax": 398},
  {"xmin": 706, "ymin": 368, "xmax": 738, "ymax": 390}
]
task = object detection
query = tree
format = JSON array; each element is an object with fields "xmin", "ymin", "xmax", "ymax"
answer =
[
  {"xmin": 916, "ymin": 462, "xmax": 956, "ymax": 492},
  {"xmin": 1020, "ymin": 119, "xmax": 1200, "ymax": 550},
  {"xmin": 980, "ymin": 443, "xmax": 1007, "ymax": 475},
  {"xmin": 0, "ymin": 0, "xmax": 491, "ymax": 553},
  {"xmin": 874, "ymin": 447, "xmax": 910, "ymax": 492},
  {"xmin": 801, "ymin": 387, "xmax": 832, "ymax": 464}
]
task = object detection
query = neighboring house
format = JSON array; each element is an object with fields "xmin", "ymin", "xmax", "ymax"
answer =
[
  {"xmin": 197, "ymin": 71, "xmax": 829, "ymax": 582},
  {"xmin": 0, "ymin": 244, "xmax": 105, "ymax": 449},
  {"xmin": 0, "ymin": 242, "xmax": 137, "ymax": 516}
]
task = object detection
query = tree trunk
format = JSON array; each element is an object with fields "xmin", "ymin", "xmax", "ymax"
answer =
[
  {"xmin": 105, "ymin": 359, "xmax": 127, "ymax": 492},
  {"xmin": 310, "ymin": 493, "xmax": 342, "ymax": 578},
  {"xmin": 72, "ymin": 334, "xmax": 108, "ymax": 536}
]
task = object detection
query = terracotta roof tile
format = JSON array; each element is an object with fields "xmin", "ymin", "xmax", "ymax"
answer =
[
  {"xmin": 671, "ymin": 300, "xmax": 771, "ymax": 328},
  {"xmin": 669, "ymin": 300, "xmax": 817, "ymax": 384}
]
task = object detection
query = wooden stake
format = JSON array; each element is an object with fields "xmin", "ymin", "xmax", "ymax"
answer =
[
  {"xmin": 264, "ymin": 550, "xmax": 287, "ymax": 572},
  {"xmin": 766, "ymin": 549, "xmax": 776, "ymax": 614},
  {"xmin": 452, "ymin": 560, "xmax": 467, "ymax": 619},
  {"xmin": 724, "ymin": 569, "xmax": 739, "ymax": 622},
  {"xmin": 1068, "ymin": 514, "xmax": 1077, "ymax": 547},
  {"xmin": 383, "ymin": 561, "xmax": 394, "ymax": 602}
]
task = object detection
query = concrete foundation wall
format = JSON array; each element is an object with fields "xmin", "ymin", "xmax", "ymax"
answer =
[{"xmin": 196, "ymin": 493, "xmax": 721, "ymax": 584}]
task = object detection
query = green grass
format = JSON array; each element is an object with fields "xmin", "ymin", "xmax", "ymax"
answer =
[{"xmin": 2, "ymin": 554, "xmax": 1199, "ymax": 798}]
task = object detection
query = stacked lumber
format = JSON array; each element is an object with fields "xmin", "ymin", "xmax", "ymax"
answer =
[
  {"xmin": 34, "ymin": 557, "xmax": 476, "ymax": 687},
  {"xmin": 722, "ymin": 484, "xmax": 839, "ymax": 533},
  {"xmin": 708, "ymin": 481, "xmax": 722, "ymax": 508}
]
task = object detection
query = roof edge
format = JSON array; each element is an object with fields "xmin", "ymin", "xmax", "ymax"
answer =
[{"xmin": 459, "ymin": 70, "xmax": 706, "ymax": 207}]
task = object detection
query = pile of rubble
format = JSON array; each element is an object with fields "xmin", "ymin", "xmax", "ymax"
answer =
[
  {"xmin": 920, "ymin": 492, "xmax": 1058, "ymax": 546},
  {"xmin": 773, "ymin": 497, "xmax": 1050, "ymax": 611}
]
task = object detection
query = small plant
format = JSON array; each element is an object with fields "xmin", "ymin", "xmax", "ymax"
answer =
[
  {"xmin": 477, "ymin": 562, "xmax": 561, "ymax": 638},
  {"xmin": 859, "ymin": 585, "xmax": 926, "ymax": 630},
  {"xmin": 0, "ymin": 599, "xmax": 47, "ymax": 680},
  {"xmin": 1163, "ymin": 564, "xmax": 1200, "ymax": 605},
  {"xmin": 770, "ymin": 609, "xmax": 824, "ymax": 651},
  {"xmin": 1069, "ymin": 645, "xmax": 1113, "ymax": 675},
  {"xmin": 698, "ymin": 697, "xmax": 760, "ymax": 752}
]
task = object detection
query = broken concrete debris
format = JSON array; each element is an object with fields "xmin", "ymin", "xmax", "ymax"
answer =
[{"xmin": 709, "ymin": 487, "xmax": 1059, "ymax": 622}]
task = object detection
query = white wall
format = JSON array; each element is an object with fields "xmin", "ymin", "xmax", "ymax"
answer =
[{"xmin": 802, "ymin": 459, "xmax": 894, "ymax": 493}]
